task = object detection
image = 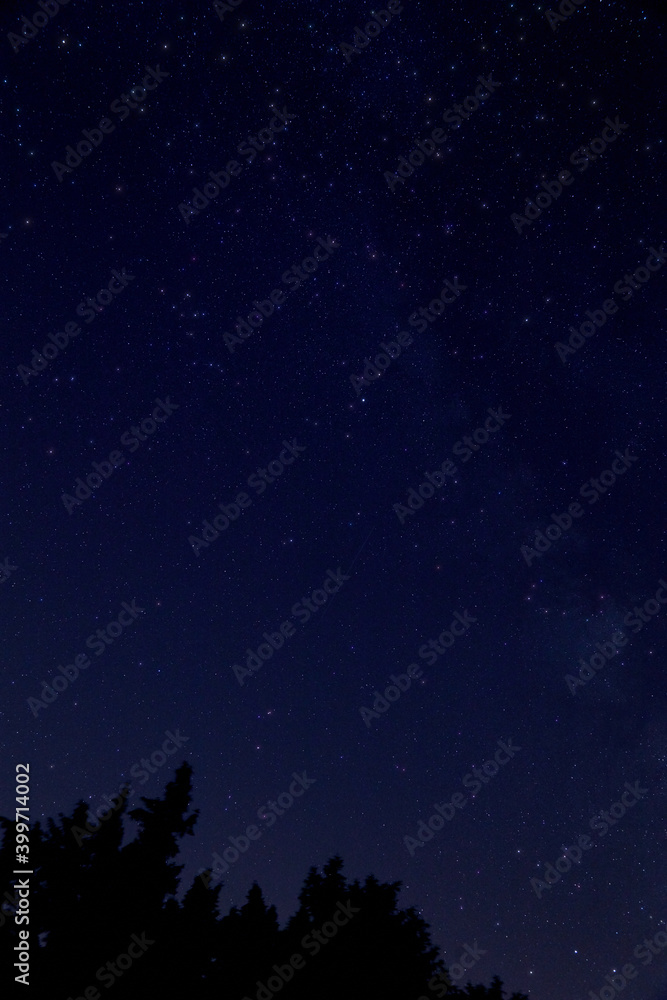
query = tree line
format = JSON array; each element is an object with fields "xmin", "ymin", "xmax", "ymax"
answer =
[{"xmin": 0, "ymin": 763, "xmax": 529, "ymax": 999}]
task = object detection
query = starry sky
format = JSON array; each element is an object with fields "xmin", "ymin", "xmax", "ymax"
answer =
[{"xmin": 1, "ymin": 1, "xmax": 666, "ymax": 998}]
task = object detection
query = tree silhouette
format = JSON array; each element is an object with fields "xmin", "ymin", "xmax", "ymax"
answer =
[{"xmin": 0, "ymin": 765, "xmax": 529, "ymax": 1000}]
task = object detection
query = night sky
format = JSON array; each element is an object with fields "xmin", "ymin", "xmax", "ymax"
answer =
[{"xmin": 2, "ymin": 1, "xmax": 667, "ymax": 998}]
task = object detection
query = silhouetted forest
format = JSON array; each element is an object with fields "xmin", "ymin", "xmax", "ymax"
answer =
[{"xmin": 0, "ymin": 763, "xmax": 529, "ymax": 999}]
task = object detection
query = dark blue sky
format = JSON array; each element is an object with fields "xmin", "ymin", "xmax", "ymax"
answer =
[{"xmin": 1, "ymin": 2, "xmax": 666, "ymax": 998}]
